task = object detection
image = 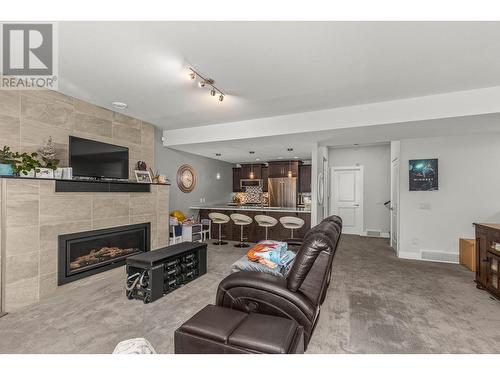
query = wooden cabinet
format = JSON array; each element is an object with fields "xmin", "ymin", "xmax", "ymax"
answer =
[
  {"xmin": 474, "ymin": 223, "xmax": 500, "ymax": 299},
  {"xmin": 262, "ymin": 166, "xmax": 269, "ymax": 192},
  {"xmin": 232, "ymin": 168, "xmax": 242, "ymax": 192},
  {"xmin": 268, "ymin": 161, "xmax": 299, "ymax": 178},
  {"xmin": 241, "ymin": 164, "xmax": 262, "ymax": 180},
  {"xmin": 299, "ymin": 164, "xmax": 311, "ymax": 193}
]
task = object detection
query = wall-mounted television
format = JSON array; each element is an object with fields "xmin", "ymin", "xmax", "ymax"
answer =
[{"xmin": 69, "ymin": 136, "xmax": 129, "ymax": 180}]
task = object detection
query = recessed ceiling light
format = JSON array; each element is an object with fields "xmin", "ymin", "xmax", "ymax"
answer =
[
  {"xmin": 215, "ymin": 153, "xmax": 221, "ymax": 157},
  {"xmin": 249, "ymin": 151, "xmax": 255, "ymax": 154},
  {"xmin": 256, "ymin": 158, "xmax": 260, "ymax": 161},
  {"xmin": 287, "ymin": 148, "xmax": 294, "ymax": 152},
  {"xmin": 111, "ymin": 101, "xmax": 127, "ymax": 110},
  {"xmin": 294, "ymin": 156, "xmax": 299, "ymax": 159}
]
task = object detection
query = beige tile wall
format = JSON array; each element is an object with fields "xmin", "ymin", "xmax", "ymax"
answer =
[
  {"xmin": 0, "ymin": 90, "xmax": 155, "ymax": 177},
  {"xmin": 0, "ymin": 179, "xmax": 169, "ymax": 312},
  {"xmin": 0, "ymin": 90, "xmax": 168, "ymax": 312}
]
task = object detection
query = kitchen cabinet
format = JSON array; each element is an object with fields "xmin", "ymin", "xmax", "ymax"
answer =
[
  {"xmin": 232, "ymin": 168, "xmax": 242, "ymax": 192},
  {"xmin": 268, "ymin": 161, "xmax": 299, "ymax": 178},
  {"xmin": 299, "ymin": 164, "xmax": 311, "ymax": 193},
  {"xmin": 262, "ymin": 166, "xmax": 269, "ymax": 192},
  {"xmin": 241, "ymin": 164, "xmax": 262, "ymax": 180}
]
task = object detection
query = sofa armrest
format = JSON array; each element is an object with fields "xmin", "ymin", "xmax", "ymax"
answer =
[{"xmin": 216, "ymin": 272, "xmax": 317, "ymax": 340}]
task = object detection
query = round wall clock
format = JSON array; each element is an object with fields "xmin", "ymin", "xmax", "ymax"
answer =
[{"xmin": 177, "ymin": 164, "xmax": 196, "ymax": 193}]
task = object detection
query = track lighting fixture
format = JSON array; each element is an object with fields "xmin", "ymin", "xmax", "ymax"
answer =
[{"xmin": 188, "ymin": 67, "xmax": 226, "ymax": 103}]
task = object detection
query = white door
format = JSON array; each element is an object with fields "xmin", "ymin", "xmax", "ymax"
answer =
[
  {"xmin": 390, "ymin": 159, "xmax": 400, "ymax": 252},
  {"xmin": 330, "ymin": 166, "xmax": 364, "ymax": 235}
]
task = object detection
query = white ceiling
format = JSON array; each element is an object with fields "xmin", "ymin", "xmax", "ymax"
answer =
[{"xmin": 59, "ymin": 22, "xmax": 500, "ymax": 132}]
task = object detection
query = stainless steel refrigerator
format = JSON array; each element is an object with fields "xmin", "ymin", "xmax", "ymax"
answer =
[{"xmin": 268, "ymin": 177, "xmax": 297, "ymax": 208}]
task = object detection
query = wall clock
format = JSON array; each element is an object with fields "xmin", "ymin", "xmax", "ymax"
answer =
[{"xmin": 177, "ymin": 164, "xmax": 196, "ymax": 193}]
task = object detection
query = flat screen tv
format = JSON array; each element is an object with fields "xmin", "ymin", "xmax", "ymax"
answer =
[{"xmin": 69, "ymin": 136, "xmax": 129, "ymax": 179}]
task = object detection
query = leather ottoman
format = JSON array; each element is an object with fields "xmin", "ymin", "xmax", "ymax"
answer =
[{"xmin": 174, "ymin": 305, "xmax": 304, "ymax": 354}]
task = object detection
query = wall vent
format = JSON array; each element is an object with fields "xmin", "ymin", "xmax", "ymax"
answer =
[
  {"xmin": 366, "ymin": 230, "xmax": 382, "ymax": 237},
  {"xmin": 420, "ymin": 250, "xmax": 459, "ymax": 263}
]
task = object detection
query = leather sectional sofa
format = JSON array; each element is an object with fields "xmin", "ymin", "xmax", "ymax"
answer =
[{"xmin": 175, "ymin": 215, "xmax": 342, "ymax": 353}]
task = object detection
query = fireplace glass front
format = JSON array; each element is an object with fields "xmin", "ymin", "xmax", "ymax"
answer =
[{"xmin": 58, "ymin": 223, "xmax": 150, "ymax": 285}]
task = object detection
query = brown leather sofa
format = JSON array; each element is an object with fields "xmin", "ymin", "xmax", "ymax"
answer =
[{"xmin": 215, "ymin": 215, "xmax": 342, "ymax": 350}]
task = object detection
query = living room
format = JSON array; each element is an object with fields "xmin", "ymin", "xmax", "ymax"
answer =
[{"xmin": 1, "ymin": 1, "xmax": 500, "ymax": 374}]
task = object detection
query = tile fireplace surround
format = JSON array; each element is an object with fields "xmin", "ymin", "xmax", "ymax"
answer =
[{"xmin": 0, "ymin": 178, "xmax": 170, "ymax": 312}]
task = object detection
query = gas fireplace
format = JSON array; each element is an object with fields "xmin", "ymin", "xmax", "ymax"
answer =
[{"xmin": 58, "ymin": 223, "xmax": 150, "ymax": 285}]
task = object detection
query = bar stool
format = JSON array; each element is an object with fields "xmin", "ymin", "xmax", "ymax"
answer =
[
  {"xmin": 279, "ymin": 216, "xmax": 305, "ymax": 239},
  {"xmin": 209, "ymin": 212, "xmax": 230, "ymax": 245},
  {"xmin": 254, "ymin": 215, "xmax": 278, "ymax": 240},
  {"xmin": 230, "ymin": 213, "xmax": 253, "ymax": 248}
]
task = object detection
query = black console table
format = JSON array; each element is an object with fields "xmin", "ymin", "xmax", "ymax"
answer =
[{"xmin": 125, "ymin": 242, "xmax": 207, "ymax": 303}]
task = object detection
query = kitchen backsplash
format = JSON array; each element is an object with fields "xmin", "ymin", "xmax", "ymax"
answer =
[{"xmin": 232, "ymin": 191, "xmax": 269, "ymax": 205}]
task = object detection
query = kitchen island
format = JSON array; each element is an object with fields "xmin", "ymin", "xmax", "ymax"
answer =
[{"xmin": 191, "ymin": 204, "xmax": 311, "ymax": 243}]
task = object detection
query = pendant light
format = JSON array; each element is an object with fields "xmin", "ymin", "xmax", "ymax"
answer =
[
  {"xmin": 287, "ymin": 148, "xmax": 293, "ymax": 178},
  {"xmin": 249, "ymin": 163, "xmax": 255, "ymax": 179}
]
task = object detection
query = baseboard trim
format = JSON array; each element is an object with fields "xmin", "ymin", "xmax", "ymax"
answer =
[{"xmin": 398, "ymin": 251, "xmax": 421, "ymax": 260}]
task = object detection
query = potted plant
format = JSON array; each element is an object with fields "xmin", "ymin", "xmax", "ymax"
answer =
[
  {"xmin": 37, "ymin": 137, "xmax": 60, "ymax": 178},
  {"xmin": 0, "ymin": 146, "xmax": 42, "ymax": 177},
  {"xmin": 16, "ymin": 152, "xmax": 42, "ymax": 177},
  {"xmin": 0, "ymin": 146, "xmax": 17, "ymax": 176}
]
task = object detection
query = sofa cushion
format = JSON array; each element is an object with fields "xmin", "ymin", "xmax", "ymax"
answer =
[
  {"xmin": 178, "ymin": 304, "xmax": 247, "ymax": 343},
  {"xmin": 286, "ymin": 229, "xmax": 334, "ymax": 292},
  {"xmin": 228, "ymin": 313, "xmax": 301, "ymax": 354}
]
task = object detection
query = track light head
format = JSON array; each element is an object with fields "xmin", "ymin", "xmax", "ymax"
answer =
[
  {"xmin": 218, "ymin": 94, "xmax": 224, "ymax": 102},
  {"xmin": 189, "ymin": 72, "xmax": 196, "ymax": 80},
  {"xmin": 210, "ymin": 89, "xmax": 217, "ymax": 96},
  {"xmin": 198, "ymin": 80, "xmax": 206, "ymax": 88}
]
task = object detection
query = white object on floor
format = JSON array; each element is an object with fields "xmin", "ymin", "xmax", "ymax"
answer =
[{"xmin": 112, "ymin": 338, "xmax": 157, "ymax": 354}]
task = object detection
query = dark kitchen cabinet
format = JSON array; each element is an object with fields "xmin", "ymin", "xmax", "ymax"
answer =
[
  {"xmin": 241, "ymin": 164, "xmax": 262, "ymax": 180},
  {"xmin": 262, "ymin": 166, "xmax": 269, "ymax": 192},
  {"xmin": 268, "ymin": 161, "xmax": 299, "ymax": 178},
  {"xmin": 232, "ymin": 168, "xmax": 242, "ymax": 192},
  {"xmin": 299, "ymin": 164, "xmax": 312, "ymax": 193}
]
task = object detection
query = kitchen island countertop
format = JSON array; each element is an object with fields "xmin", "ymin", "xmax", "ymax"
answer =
[{"xmin": 190, "ymin": 204, "xmax": 311, "ymax": 214}]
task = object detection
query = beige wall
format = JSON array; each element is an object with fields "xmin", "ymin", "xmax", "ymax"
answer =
[
  {"xmin": 0, "ymin": 178, "xmax": 169, "ymax": 312},
  {"xmin": 0, "ymin": 90, "xmax": 155, "ymax": 178},
  {"xmin": 0, "ymin": 89, "xmax": 167, "ymax": 312}
]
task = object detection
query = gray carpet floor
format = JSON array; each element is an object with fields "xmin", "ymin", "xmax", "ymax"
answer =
[{"xmin": 0, "ymin": 235, "xmax": 499, "ymax": 354}]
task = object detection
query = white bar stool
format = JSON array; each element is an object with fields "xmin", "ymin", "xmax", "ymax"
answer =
[
  {"xmin": 230, "ymin": 213, "xmax": 253, "ymax": 248},
  {"xmin": 209, "ymin": 212, "xmax": 230, "ymax": 245},
  {"xmin": 279, "ymin": 216, "xmax": 305, "ymax": 239},
  {"xmin": 254, "ymin": 215, "xmax": 278, "ymax": 240}
]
